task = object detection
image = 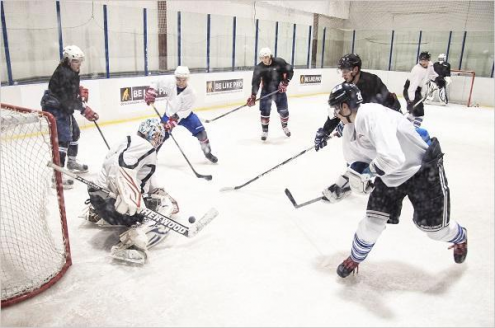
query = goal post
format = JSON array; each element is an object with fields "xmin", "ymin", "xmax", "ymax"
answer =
[
  {"xmin": 449, "ymin": 69, "xmax": 476, "ymax": 107},
  {"xmin": 1, "ymin": 103, "xmax": 72, "ymax": 307}
]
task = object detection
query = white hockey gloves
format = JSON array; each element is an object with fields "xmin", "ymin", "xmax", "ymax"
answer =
[
  {"xmin": 114, "ymin": 167, "xmax": 144, "ymax": 216},
  {"xmin": 322, "ymin": 174, "xmax": 352, "ymax": 203},
  {"xmin": 346, "ymin": 167, "xmax": 375, "ymax": 194}
]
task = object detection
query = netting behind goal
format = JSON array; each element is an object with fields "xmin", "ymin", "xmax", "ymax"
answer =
[{"xmin": 0, "ymin": 104, "xmax": 71, "ymax": 307}]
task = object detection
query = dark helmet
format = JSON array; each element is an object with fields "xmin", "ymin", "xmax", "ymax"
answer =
[
  {"xmin": 328, "ymin": 82, "xmax": 363, "ymax": 110},
  {"xmin": 419, "ymin": 51, "xmax": 431, "ymax": 61},
  {"xmin": 338, "ymin": 53, "xmax": 362, "ymax": 70}
]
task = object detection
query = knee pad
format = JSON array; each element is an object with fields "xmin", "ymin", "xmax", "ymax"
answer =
[
  {"xmin": 356, "ymin": 215, "xmax": 388, "ymax": 244},
  {"xmin": 277, "ymin": 108, "xmax": 289, "ymax": 118},
  {"xmin": 195, "ymin": 130, "xmax": 208, "ymax": 142}
]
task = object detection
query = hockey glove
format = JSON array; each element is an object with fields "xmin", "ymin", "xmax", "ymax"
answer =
[
  {"xmin": 314, "ymin": 127, "xmax": 330, "ymax": 151},
  {"xmin": 115, "ymin": 167, "xmax": 144, "ymax": 216},
  {"xmin": 247, "ymin": 95, "xmax": 256, "ymax": 107},
  {"xmin": 278, "ymin": 80, "xmax": 289, "ymax": 93},
  {"xmin": 333, "ymin": 122, "xmax": 344, "ymax": 138},
  {"xmin": 79, "ymin": 86, "xmax": 89, "ymax": 103},
  {"xmin": 322, "ymin": 175, "xmax": 351, "ymax": 203},
  {"xmin": 81, "ymin": 105, "xmax": 99, "ymax": 121},
  {"xmin": 346, "ymin": 167, "xmax": 375, "ymax": 194},
  {"xmin": 145, "ymin": 87, "xmax": 157, "ymax": 105},
  {"xmin": 163, "ymin": 117, "xmax": 178, "ymax": 132}
]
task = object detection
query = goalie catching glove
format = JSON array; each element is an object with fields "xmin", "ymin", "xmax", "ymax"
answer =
[
  {"xmin": 145, "ymin": 188, "xmax": 180, "ymax": 215},
  {"xmin": 114, "ymin": 167, "xmax": 144, "ymax": 216}
]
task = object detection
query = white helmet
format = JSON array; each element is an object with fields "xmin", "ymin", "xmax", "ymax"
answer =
[
  {"xmin": 438, "ymin": 53, "xmax": 446, "ymax": 62},
  {"xmin": 138, "ymin": 118, "xmax": 165, "ymax": 149},
  {"xmin": 174, "ymin": 66, "xmax": 190, "ymax": 79},
  {"xmin": 63, "ymin": 45, "xmax": 85, "ymax": 62},
  {"xmin": 259, "ymin": 47, "xmax": 272, "ymax": 59}
]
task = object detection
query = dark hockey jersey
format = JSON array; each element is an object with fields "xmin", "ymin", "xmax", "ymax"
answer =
[
  {"xmin": 251, "ymin": 57, "xmax": 294, "ymax": 95},
  {"xmin": 433, "ymin": 61, "xmax": 451, "ymax": 78}
]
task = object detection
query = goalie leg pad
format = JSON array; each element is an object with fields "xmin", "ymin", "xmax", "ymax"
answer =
[{"xmin": 110, "ymin": 243, "xmax": 148, "ymax": 264}]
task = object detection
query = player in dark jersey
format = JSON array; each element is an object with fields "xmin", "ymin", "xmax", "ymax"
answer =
[{"xmin": 247, "ymin": 47, "xmax": 294, "ymax": 141}]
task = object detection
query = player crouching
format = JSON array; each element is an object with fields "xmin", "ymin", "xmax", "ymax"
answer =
[{"xmin": 84, "ymin": 118, "xmax": 179, "ymax": 264}]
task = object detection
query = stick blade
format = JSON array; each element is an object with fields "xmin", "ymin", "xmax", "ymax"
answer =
[
  {"xmin": 284, "ymin": 188, "xmax": 298, "ymax": 208},
  {"xmin": 219, "ymin": 186, "xmax": 236, "ymax": 192},
  {"xmin": 187, "ymin": 208, "xmax": 219, "ymax": 238}
]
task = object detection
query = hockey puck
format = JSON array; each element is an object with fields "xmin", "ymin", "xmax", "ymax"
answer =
[{"xmin": 189, "ymin": 216, "xmax": 196, "ymax": 224}]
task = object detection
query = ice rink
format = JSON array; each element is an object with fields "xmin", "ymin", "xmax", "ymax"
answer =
[{"xmin": 1, "ymin": 94, "xmax": 494, "ymax": 327}]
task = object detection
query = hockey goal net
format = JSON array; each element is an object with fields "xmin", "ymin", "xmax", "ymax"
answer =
[
  {"xmin": 1, "ymin": 104, "xmax": 71, "ymax": 307},
  {"xmin": 449, "ymin": 70, "xmax": 476, "ymax": 107}
]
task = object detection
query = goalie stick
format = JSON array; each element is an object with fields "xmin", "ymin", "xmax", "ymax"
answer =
[
  {"xmin": 284, "ymin": 188, "xmax": 324, "ymax": 209},
  {"xmin": 204, "ymin": 89, "xmax": 279, "ymax": 123},
  {"xmin": 47, "ymin": 161, "xmax": 217, "ymax": 238},
  {"xmin": 150, "ymin": 104, "xmax": 213, "ymax": 181}
]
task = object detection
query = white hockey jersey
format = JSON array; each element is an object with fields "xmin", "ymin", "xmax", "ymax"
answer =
[
  {"xmin": 342, "ymin": 103, "xmax": 429, "ymax": 187},
  {"xmin": 95, "ymin": 134, "xmax": 161, "ymax": 195},
  {"xmin": 407, "ymin": 62, "xmax": 438, "ymax": 101},
  {"xmin": 150, "ymin": 77, "xmax": 196, "ymax": 120}
]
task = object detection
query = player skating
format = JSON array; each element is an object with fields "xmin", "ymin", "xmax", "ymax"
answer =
[
  {"xmin": 323, "ymin": 82, "xmax": 467, "ymax": 278},
  {"xmin": 41, "ymin": 45, "xmax": 99, "ymax": 189},
  {"xmin": 247, "ymin": 47, "xmax": 294, "ymax": 141},
  {"xmin": 84, "ymin": 118, "xmax": 180, "ymax": 264},
  {"xmin": 145, "ymin": 66, "xmax": 218, "ymax": 163},
  {"xmin": 403, "ymin": 51, "xmax": 438, "ymax": 127}
]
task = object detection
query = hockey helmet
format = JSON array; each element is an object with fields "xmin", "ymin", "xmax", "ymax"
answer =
[
  {"xmin": 338, "ymin": 53, "xmax": 362, "ymax": 70},
  {"xmin": 63, "ymin": 45, "xmax": 85, "ymax": 62},
  {"xmin": 174, "ymin": 66, "xmax": 190, "ymax": 79},
  {"xmin": 419, "ymin": 51, "xmax": 431, "ymax": 61},
  {"xmin": 328, "ymin": 82, "xmax": 363, "ymax": 111},
  {"xmin": 259, "ymin": 47, "xmax": 272, "ymax": 59},
  {"xmin": 138, "ymin": 118, "xmax": 165, "ymax": 149},
  {"xmin": 438, "ymin": 53, "xmax": 446, "ymax": 62}
]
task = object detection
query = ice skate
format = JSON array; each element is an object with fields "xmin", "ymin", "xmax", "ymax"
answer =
[
  {"xmin": 282, "ymin": 126, "xmax": 291, "ymax": 137},
  {"xmin": 261, "ymin": 131, "xmax": 268, "ymax": 141},
  {"xmin": 205, "ymin": 152, "xmax": 218, "ymax": 163},
  {"xmin": 337, "ymin": 256, "xmax": 359, "ymax": 278},
  {"xmin": 67, "ymin": 158, "xmax": 89, "ymax": 173},
  {"xmin": 449, "ymin": 228, "xmax": 468, "ymax": 264}
]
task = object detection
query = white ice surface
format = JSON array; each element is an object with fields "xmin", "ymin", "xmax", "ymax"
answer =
[{"xmin": 1, "ymin": 95, "xmax": 494, "ymax": 327}]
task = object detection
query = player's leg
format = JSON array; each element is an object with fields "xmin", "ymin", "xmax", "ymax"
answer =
[
  {"xmin": 259, "ymin": 90, "xmax": 273, "ymax": 141},
  {"xmin": 275, "ymin": 93, "xmax": 290, "ymax": 137},
  {"xmin": 409, "ymin": 138, "xmax": 467, "ymax": 263},
  {"xmin": 181, "ymin": 113, "xmax": 218, "ymax": 163},
  {"xmin": 337, "ymin": 179, "xmax": 407, "ymax": 278},
  {"xmin": 67, "ymin": 116, "xmax": 89, "ymax": 173}
]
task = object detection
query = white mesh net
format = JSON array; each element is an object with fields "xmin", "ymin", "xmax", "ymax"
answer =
[{"xmin": 1, "ymin": 106, "xmax": 71, "ymax": 306}]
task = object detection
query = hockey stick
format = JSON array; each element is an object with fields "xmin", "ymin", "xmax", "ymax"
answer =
[
  {"xmin": 284, "ymin": 188, "xmax": 324, "ymax": 209},
  {"xmin": 204, "ymin": 89, "xmax": 279, "ymax": 123},
  {"xmin": 93, "ymin": 120, "xmax": 110, "ymax": 150},
  {"xmin": 220, "ymin": 144, "xmax": 316, "ymax": 192},
  {"xmin": 47, "ymin": 161, "xmax": 217, "ymax": 237},
  {"xmin": 150, "ymin": 104, "xmax": 213, "ymax": 181}
]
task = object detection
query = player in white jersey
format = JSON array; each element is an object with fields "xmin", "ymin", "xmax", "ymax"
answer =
[
  {"xmin": 403, "ymin": 51, "xmax": 438, "ymax": 127},
  {"xmin": 145, "ymin": 66, "xmax": 218, "ymax": 163},
  {"xmin": 323, "ymin": 82, "xmax": 467, "ymax": 278},
  {"xmin": 85, "ymin": 118, "xmax": 180, "ymax": 264}
]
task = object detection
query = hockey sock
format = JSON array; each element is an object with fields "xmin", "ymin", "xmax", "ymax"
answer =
[{"xmin": 261, "ymin": 115, "xmax": 270, "ymax": 132}]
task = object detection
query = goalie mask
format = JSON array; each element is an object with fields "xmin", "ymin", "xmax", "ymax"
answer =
[
  {"xmin": 438, "ymin": 53, "xmax": 446, "ymax": 62},
  {"xmin": 138, "ymin": 118, "xmax": 165, "ymax": 149}
]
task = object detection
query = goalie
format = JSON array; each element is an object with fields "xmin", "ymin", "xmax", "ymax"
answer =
[{"xmin": 85, "ymin": 118, "xmax": 179, "ymax": 264}]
